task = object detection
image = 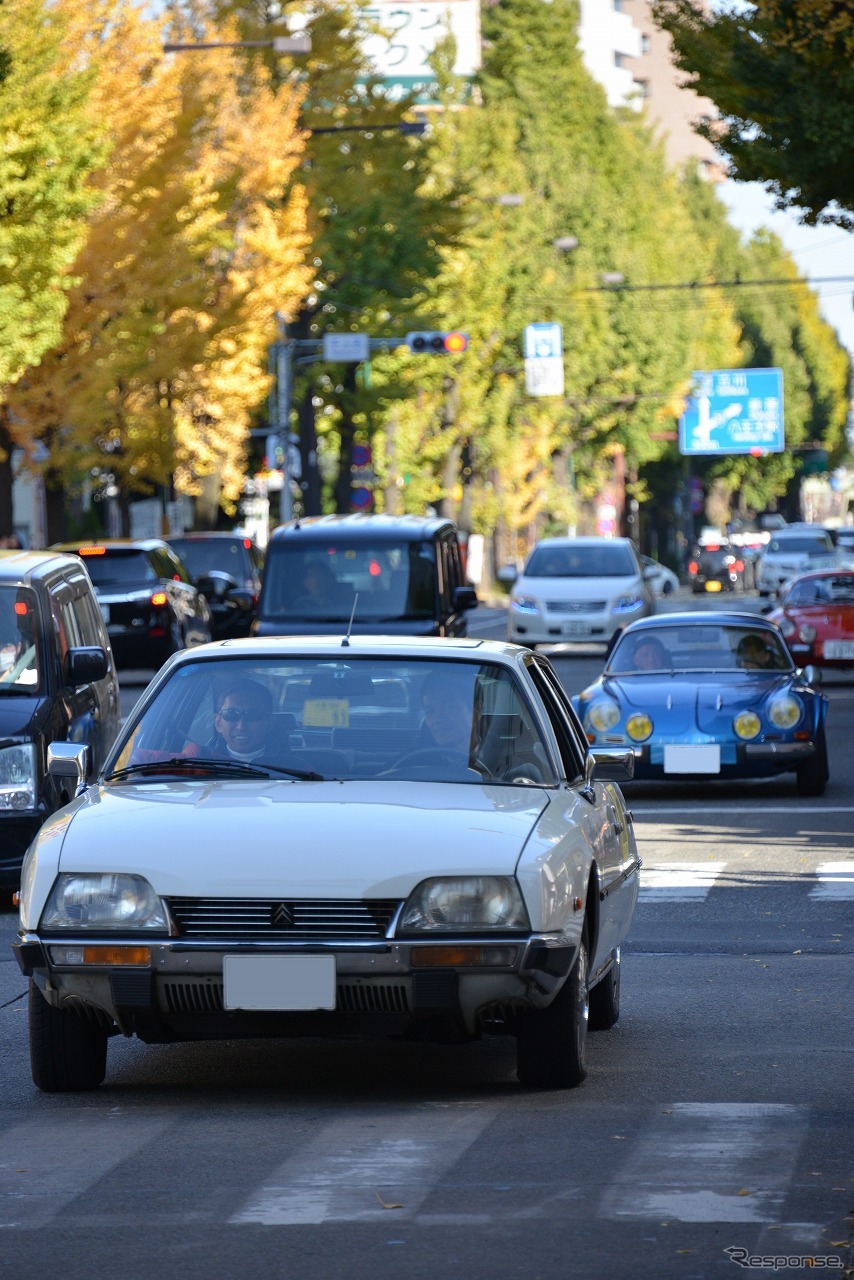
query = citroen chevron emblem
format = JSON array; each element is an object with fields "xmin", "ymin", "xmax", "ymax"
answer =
[{"xmin": 272, "ymin": 902, "xmax": 294, "ymax": 928}]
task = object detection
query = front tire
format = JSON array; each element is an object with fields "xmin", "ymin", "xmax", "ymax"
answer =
[
  {"xmin": 589, "ymin": 947, "xmax": 621, "ymax": 1030},
  {"xmin": 29, "ymin": 981, "xmax": 108, "ymax": 1092},
  {"xmin": 796, "ymin": 727, "xmax": 829, "ymax": 797},
  {"xmin": 516, "ymin": 934, "xmax": 589, "ymax": 1088}
]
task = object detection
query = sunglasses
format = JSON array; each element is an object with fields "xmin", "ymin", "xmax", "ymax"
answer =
[{"xmin": 218, "ymin": 707, "xmax": 268, "ymax": 724}]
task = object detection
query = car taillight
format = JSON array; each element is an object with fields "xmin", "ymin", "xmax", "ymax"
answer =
[
  {"xmin": 734, "ymin": 560, "xmax": 744, "ymax": 572},
  {"xmin": 688, "ymin": 561, "xmax": 698, "ymax": 575},
  {"xmin": 151, "ymin": 591, "xmax": 168, "ymax": 607}
]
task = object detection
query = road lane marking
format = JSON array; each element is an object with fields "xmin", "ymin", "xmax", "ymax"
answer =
[
  {"xmin": 635, "ymin": 806, "xmax": 854, "ymax": 815},
  {"xmin": 599, "ymin": 1102, "xmax": 809, "ymax": 1223},
  {"xmin": 0, "ymin": 1111, "xmax": 171, "ymax": 1228},
  {"xmin": 810, "ymin": 861, "xmax": 854, "ymax": 899},
  {"xmin": 229, "ymin": 1106, "xmax": 494, "ymax": 1225},
  {"xmin": 639, "ymin": 862, "xmax": 726, "ymax": 901}
]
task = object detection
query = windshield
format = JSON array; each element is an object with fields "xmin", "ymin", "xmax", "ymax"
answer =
[
  {"xmin": 0, "ymin": 585, "xmax": 41, "ymax": 693},
  {"xmin": 111, "ymin": 655, "xmax": 556, "ymax": 786},
  {"xmin": 77, "ymin": 550, "xmax": 156, "ymax": 586},
  {"xmin": 767, "ymin": 535, "xmax": 833, "ymax": 555},
  {"xmin": 525, "ymin": 543, "xmax": 636, "ymax": 578},
  {"xmin": 261, "ymin": 541, "xmax": 437, "ymax": 622},
  {"xmin": 169, "ymin": 539, "xmax": 249, "ymax": 582},
  {"xmin": 607, "ymin": 624, "xmax": 793, "ymax": 674},
  {"xmin": 787, "ymin": 575, "xmax": 854, "ymax": 605}
]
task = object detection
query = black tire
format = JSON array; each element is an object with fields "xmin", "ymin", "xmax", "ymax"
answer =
[
  {"xmin": 589, "ymin": 947, "xmax": 621, "ymax": 1030},
  {"xmin": 796, "ymin": 727, "xmax": 829, "ymax": 797},
  {"xmin": 516, "ymin": 934, "xmax": 589, "ymax": 1088},
  {"xmin": 662, "ymin": 581, "xmax": 674, "ymax": 596},
  {"xmin": 29, "ymin": 981, "xmax": 108, "ymax": 1092}
]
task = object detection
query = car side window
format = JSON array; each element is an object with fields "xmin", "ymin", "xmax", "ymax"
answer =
[
  {"xmin": 164, "ymin": 547, "xmax": 191, "ymax": 583},
  {"xmin": 527, "ymin": 659, "xmax": 587, "ymax": 782},
  {"xmin": 65, "ymin": 574, "xmax": 103, "ymax": 648},
  {"xmin": 49, "ymin": 583, "xmax": 82, "ymax": 667}
]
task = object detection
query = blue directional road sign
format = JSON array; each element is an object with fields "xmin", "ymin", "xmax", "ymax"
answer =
[{"xmin": 680, "ymin": 368, "xmax": 784, "ymax": 456}]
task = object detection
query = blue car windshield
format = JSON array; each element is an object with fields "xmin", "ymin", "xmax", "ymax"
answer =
[{"xmin": 608, "ymin": 626, "xmax": 793, "ymax": 674}]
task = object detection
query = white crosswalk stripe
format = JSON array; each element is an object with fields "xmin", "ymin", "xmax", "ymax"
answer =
[
  {"xmin": 598, "ymin": 1102, "xmax": 810, "ymax": 1223},
  {"xmin": 229, "ymin": 1105, "xmax": 495, "ymax": 1225},
  {"xmin": 639, "ymin": 861, "xmax": 727, "ymax": 900},
  {"xmin": 810, "ymin": 861, "xmax": 854, "ymax": 899}
]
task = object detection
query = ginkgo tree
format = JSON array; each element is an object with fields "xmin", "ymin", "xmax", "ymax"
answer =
[{"xmin": 8, "ymin": 0, "xmax": 310, "ymax": 538}]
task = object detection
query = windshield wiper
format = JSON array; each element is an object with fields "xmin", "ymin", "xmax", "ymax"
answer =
[{"xmin": 106, "ymin": 757, "xmax": 324, "ymax": 782}]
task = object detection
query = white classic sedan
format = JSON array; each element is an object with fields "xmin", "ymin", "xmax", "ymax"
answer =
[{"xmin": 15, "ymin": 637, "xmax": 639, "ymax": 1092}]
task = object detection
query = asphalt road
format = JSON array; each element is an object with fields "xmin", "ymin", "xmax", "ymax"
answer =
[{"xmin": 0, "ymin": 591, "xmax": 851, "ymax": 1280}]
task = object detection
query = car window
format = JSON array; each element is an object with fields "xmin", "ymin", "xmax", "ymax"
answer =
[
  {"xmin": 169, "ymin": 539, "xmax": 246, "ymax": 581},
  {"xmin": 260, "ymin": 541, "xmax": 438, "ymax": 623},
  {"xmin": 0, "ymin": 585, "xmax": 42, "ymax": 692},
  {"xmin": 160, "ymin": 546, "xmax": 192, "ymax": 584},
  {"xmin": 111, "ymin": 656, "xmax": 557, "ymax": 786},
  {"xmin": 80, "ymin": 550, "xmax": 157, "ymax": 586},
  {"xmin": 527, "ymin": 658, "xmax": 586, "ymax": 782},
  {"xmin": 607, "ymin": 626, "xmax": 792, "ymax": 673},
  {"xmin": 788, "ymin": 575, "xmax": 854, "ymax": 605},
  {"xmin": 524, "ymin": 543, "xmax": 637, "ymax": 578},
  {"xmin": 766, "ymin": 534, "xmax": 833, "ymax": 555}
]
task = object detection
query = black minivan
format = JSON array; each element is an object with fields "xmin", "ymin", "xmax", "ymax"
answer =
[
  {"xmin": 0, "ymin": 549, "xmax": 120, "ymax": 894},
  {"xmin": 254, "ymin": 514, "xmax": 478, "ymax": 638}
]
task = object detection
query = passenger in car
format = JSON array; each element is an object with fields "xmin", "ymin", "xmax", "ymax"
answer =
[
  {"xmin": 630, "ymin": 636, "xmax": 670, "ymax": 671},
  {"xmin": 210, "ymin": 678, "xmax": 275, "ymax": 761},
  {"xmin": 736, "ymin": 634, "xmax": 777, "ymax": 670}
]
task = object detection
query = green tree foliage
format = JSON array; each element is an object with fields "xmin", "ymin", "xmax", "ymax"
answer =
[{"xmin": 652, "ymin": 0, "xmax": 854, "ymax": 227}]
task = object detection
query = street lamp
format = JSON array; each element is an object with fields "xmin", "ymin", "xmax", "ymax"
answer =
[
  {"xmin": 553, "ymin": 235, "xmax": 579, "ymax": 252},
  {"xmin": 601, "ymin": 271, "xmax": 625, "ymax": 286}
]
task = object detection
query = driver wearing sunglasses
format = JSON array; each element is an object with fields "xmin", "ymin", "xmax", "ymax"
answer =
[{"xmin": 213, "ymin": 678, "xmax": 274, "ymax": 761}]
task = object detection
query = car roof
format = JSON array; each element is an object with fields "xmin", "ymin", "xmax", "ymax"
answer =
[
  {"xmin": 530, "ymin": 536, "xmax": 634, "ymax": 548},
  {"xmin": 268, "ymin": 514, "xmax": 459, "ymax": 545},
  {"xmin": 160, "ymin": 635, "xmax": 524, "ymax": 665},
  {"xmin": 785, "ymin": 567, "xmax": 854, "ymax": 580},
  {"xmin": 52, "ymin": 539, "xmax": 171, "ymax": 552},
  {"xmin": 167, "ymin": 532, "xmax": 256, "ymax": 544},
  {"xmin": 0, "ymin": 548, "xmax": 94, "ymax": 585},
  {"xmin": 621, "ymin": 611, "xmax": 780, "ymax": 633}
]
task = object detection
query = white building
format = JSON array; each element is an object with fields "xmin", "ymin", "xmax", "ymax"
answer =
[{"xmin": 576, "ymin": 0, "xmax": 642, "ymax": 108}]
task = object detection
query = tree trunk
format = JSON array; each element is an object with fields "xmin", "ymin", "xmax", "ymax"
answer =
[{"xmin": 0, "ymin": 412, "xmax": 15, "ymax": 540}]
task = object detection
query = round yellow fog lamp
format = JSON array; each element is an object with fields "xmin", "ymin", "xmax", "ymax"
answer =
[
  {"xmin": 626, "ymin": 713, "xmax": 653, "ymax": 742},
  {"xmin": 733, "ymin": 710, "xmax": 761, "ymax": 740}
]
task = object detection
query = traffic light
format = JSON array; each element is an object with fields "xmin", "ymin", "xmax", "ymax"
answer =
[{"xmin": 405, "ymin": 331, "xmax": 469, "ymax": 354}]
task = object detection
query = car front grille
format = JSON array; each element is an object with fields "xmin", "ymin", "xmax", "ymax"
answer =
[
  {"xmin": 166, "ymin": 897, "xmax": 403, "ymax": 940},
  {"xmin": 545, "ymin": 600, "xmax": 606, "ymax": 614},
  {"xmin": 160, "ymin": 979, "xmax": 410, "ymax": 1016}
]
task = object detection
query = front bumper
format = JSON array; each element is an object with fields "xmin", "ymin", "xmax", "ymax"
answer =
[
  {"xmin": 14, "ymin": 933, "xmax": 577, "ymax": 1043},
  {"xmin": 623, "ymin": 738, "xmax": 815, "ymax": 780}
]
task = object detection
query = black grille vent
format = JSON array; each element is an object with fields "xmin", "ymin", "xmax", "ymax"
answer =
[
  {"xmin": 337, "ymin": 981, "xmax": 410, "ymax": 1014},
  {"xmin": 163, "ymin": 981, "xmax": 224, "ymax": 1014},
  {"xmin": 166, "ymin": 897, "xmax": 402, "ymax": 940}
]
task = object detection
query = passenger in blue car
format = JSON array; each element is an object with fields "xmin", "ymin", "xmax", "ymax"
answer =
[
  {"xmin": 630, "ymin": 635, "xmax": 670, "ymax": 671},
  {"xmin": 736, "ymin": 634, "xmax": 779, "ymax": 670}
]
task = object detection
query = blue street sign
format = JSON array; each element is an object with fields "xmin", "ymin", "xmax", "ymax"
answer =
[
  {"xmin": 524, "ymin": 323, "xmax": 563, "ymax": 360},
  {"xmin": 679, "ymin": 368, "xmax": 784, "ymax": 456}
]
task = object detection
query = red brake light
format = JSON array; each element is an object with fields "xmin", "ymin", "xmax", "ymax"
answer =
[
  {"xmin": 243, "ymin": 538, "xmax": 252, "ymax": 549},
  {"xmin": 734, "ymin": 560, "xmax": 744, "ymax": 572},
  {"xmin": 151, "ymin": 591, "xmax": 168, "ymax": 606},
  {"xmin": 688, "ymin": 561, "xmax": 698, "ymax": 574},
  {"xmin": 14, "ymin": 601, "xmax": 28, "ymax": 616},
  {"xmin": 705, "ymin": 544, "xmax": 720, "ymax": 552},
  {"xmin": 368, "ymin": 559, "xmax": 382, "ymax": 577}
]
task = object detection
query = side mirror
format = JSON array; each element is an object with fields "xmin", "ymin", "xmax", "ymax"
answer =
[
  {"xmin": 642, "ymin": 565, "xmax": 657, "ymax": 580},
  {"xmin": 197, "ymin": 570, "xmax": 238, "ymax": 600},
  {"xmin": 801, "ymin": 664, "xmax": 822, "ymax": 686},
  {"xmin": 453, "ymin": 585, "xmax": 478, "ymax": 612},
  {"xmin": 496, "ymin": 564, "xmax": 518, "ymax": 585},
  {"xmin": 65, "ymin": 646, "xmax": 108, "ymax": 686},
  {"xmin": 47, "ymin": 741, "xmax": 91, "ymax": 796},
  {"xmin": 588, "ymin": 747, "xmax": 634, "ymax": 783},
  {"xmin": 760, "ymin": 603, "xmax": 773, "ymax": 615}
]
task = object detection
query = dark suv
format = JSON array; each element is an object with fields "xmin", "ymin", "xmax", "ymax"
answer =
[
  {"xmin": 0, "ymin": 549, "xmax": 119, "ymax": 893},
  {"xmin": 53, "ymin": 540, "xmax": 212, "ymax": 669},
  {"xmin": 688, "ymin": 540, "xmax": 750, "ymax": 594},
  {"xmin": 166, "ymin": 532, "xmax": 264, "ymax": 638},
  {"xmin": 254, "ymin": 514, "xmax": 478, "ymax": 637}
]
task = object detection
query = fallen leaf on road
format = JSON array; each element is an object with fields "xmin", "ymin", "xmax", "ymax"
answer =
[{"xmin": 376, "ymin": 1193, "xmax": 404, "ymax": 1210}]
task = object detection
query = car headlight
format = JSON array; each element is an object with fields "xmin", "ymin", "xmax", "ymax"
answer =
[
  {"xmin": 767, "ymin": 696, "xmax": 802, "ymax": 730},
  {"xmin": 40, "ymin": 874, "xmax": 168, "ymax": 931},
  {"xmin": 510, "ymin": 596, "xmax": 540, "ymax": 615},
  {"xmin": 587, "ymin": 699, "xmax": 621, "ymax": 732},
  {"xmin": 733, "ymin": 710, "xmax": 761, "ymax": 740},
  {"xmin": 779, "ymin": 617, "xmax": 795, "ymax": 637},
  {"xmin": 612, "ymin": 595, "xmax": 644, "ymax": 614},
  {"xmin": 626, "ymin": 713, "xmax": 653, "ymax": 742},
  {"xmin": 399, "ymin": 876, "xmax": 530, "ymax": 932},
  {"xmin": 798, "ymin": 624, "xmax": 816, "ymax": 642},
  {"xmin": 0, "ymin": 742, "xmax": 37, "ymax": 812}
]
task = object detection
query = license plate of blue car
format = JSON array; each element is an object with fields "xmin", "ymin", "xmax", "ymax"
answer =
[
  {"xmin": 663, "ymin": 744, "xmax": 721, "ymax": 774},
  {"xmin": 223, "ymin": 955, "xmax": 336, "ymax": 1011}
]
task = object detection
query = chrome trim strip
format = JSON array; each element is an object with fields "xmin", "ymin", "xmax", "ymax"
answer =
[{"xmin": 599, "ymin": 858, "xmax": 642, "ymax": 901}]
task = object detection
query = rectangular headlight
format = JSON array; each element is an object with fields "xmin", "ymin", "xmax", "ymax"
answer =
[
  {"xmin": 399, "ymin": 877, "xmax": 529, "ymax": 932},
  {"xmin": 41, "ymin": 874, "xmax": 168, "ymax": 931}
]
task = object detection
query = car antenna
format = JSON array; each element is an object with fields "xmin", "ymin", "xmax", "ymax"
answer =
[{"xmin": 342, "ymin": 593, "xmax": 359, "ymax": 647}]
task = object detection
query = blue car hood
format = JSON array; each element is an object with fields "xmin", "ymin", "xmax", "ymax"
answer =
[{"xmin": 602, "ymin": 671, "xmax": 796, "ymax": 733}]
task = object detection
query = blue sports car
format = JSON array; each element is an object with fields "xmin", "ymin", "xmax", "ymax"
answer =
[{"xmin": 571, "ymin": 613, "xmax": 829, "ymax": 796}]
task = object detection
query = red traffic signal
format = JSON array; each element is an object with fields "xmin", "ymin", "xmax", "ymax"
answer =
[{"xmin": 405, "ymin": 331, "xmax": 469, "ymax": 354}]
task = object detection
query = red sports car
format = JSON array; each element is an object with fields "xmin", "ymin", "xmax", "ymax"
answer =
[{"xmin": 768, "ymin": 569, "xmax": 854, "ymax": 669}]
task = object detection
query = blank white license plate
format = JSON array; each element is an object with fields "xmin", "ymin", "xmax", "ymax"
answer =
[
  {"xmin": 823, "ymin": 640, "xmax": 854, "ymax": 659},
  {"xmin": 563, "ymin": 622, "xmax": 591, "ymax": 637},
  {"xmin": 99, "ymin": 604, "xmax": 110, "ymax": 624},
  {"xmin": 664, "ymin": 744, "xmax": 721, "ymax": 774},
  {"xmin": 223, "ymin": 955, "xmax": 336, "ymax": 1011}
]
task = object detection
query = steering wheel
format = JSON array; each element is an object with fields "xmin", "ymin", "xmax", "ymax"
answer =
[
  {"xmin": 500, "ymin": 762, "xmax": 545, "ymax": 784},
  {"xmin": 381, "ymin": 748, "xmax": 488, "ymax": 778}
]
